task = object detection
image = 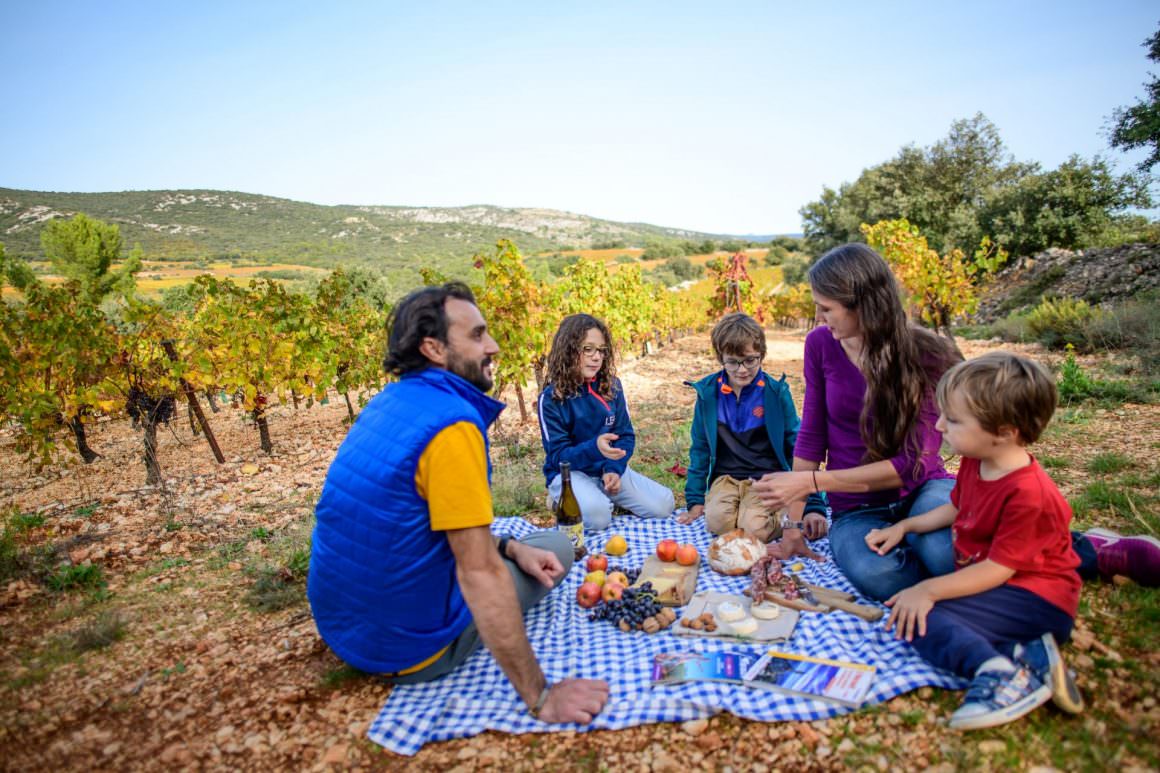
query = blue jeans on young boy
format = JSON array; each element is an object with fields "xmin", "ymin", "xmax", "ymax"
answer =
[
  {"xmin": 909, "ymin": 584, "xmax": 1074, "ymax": 678},
  {"xmin": 829, "ymin": 478, "xmax": 956, "ymax": 602}
]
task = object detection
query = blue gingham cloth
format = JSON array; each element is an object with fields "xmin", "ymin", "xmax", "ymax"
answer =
[{"xmin": 368, "ymin": 515, "xmax": 965, "ymax": 756}]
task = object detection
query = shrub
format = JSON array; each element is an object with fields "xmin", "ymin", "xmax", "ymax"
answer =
[
  {"xmin": 781, "ymin": 256, "xmax": 809, "ymax": 286},
  {"xmin": 47, "ymin": 563, "xmax": 106, "ymax": 592},
  {"xmin": 1025, "ymin": 297, "xmax": 1103, "ymax": 350},
  {"xmin": 1084, "ymin": 290, "xmax": 1160, "ymax": 374}
]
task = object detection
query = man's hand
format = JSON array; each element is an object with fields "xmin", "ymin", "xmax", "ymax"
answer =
[
  {"xmin": 509, "ymin": 541, "xmax": 566, "ymax": 588},
  {"xmin": 753, "ymin": 471, "xmax": 813, "ymax": 511},
  {"xmin": 802, "ymin": 512, "xmax": 829, "ymax": 540},
  {"xmin": 596, "ymin": 433, "xmax": 626, "ymax": 461},
  {"xmin": 766, "ymin": 530, "xmax": 825, "ymax": 563},
  {"xmin": 677, "ymin": 504, "xmax": 704, "ymax": 524},
  {"xmin": 535, "ymin": 678, "xmax": 610, "ymax": 724},
  {"xmin": 885, "ymin": 583, "xmax": 935, "ymax": 642},
  {"xmin": 865, "ymin": 523, "xmax": 906, "ymax": 556},
  {"xmin": 602, "ymin": 471, "xmax": 621, "ymax": 495}
]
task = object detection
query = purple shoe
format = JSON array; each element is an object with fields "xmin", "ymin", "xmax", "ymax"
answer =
[{"xmin": 1087, "ymin": 529, "xmax": 1160, "ymax": 587}]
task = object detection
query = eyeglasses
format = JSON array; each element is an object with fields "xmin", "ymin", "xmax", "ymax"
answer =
[
  {"xmin": 581, "ymin": 344, "xmax": 610, "ymax": 358},
  {"xmin": 722, "ymin": 355, "xmax": 761, "ymax": 372}
]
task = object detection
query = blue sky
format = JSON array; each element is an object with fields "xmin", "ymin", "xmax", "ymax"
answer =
[{"xmin": 1, "ymin": 1, "xmax": 1156, "ymax": 234}]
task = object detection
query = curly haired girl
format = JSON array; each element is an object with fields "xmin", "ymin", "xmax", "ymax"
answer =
[{"xmin": 537, "ymin": 314, "xmax": 674, "ymax": 530}]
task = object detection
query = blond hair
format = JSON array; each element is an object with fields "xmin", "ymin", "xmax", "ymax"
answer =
[{"xmin": 936, "ymin": 352, "xmax": 1057, "ymax": 444}]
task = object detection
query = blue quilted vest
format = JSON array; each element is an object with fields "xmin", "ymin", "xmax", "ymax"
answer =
[{"xmin": 307, "ymin": 367, "xmax": 505, "ymax": 673}]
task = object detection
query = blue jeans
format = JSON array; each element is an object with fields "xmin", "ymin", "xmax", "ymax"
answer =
[
  {"xmin": 829, "ymin": 478, "xmax": 956, "ymax": 602},
  {"xmin": 910, "ymin": 584, "xmax": 1074, "ymax": 678}
]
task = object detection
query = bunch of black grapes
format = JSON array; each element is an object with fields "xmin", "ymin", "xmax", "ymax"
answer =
[
  {"xmin": 587, "ymin": 581, "xmax": 661, "ymax": 626},
  {"xmin": 607, "ymin": 565, "xmax": 641, "ymax": 583}
]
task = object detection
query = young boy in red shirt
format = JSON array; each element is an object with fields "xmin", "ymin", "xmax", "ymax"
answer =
[{"xmin": 865, "ymin": 352, "xmax": 1083, "ymax": 730}]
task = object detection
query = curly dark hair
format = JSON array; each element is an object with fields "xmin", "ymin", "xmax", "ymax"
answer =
[
  {"xmin": 383, "ymin": 282, "xmax": 476, "ymax": 376},
  {"xmin": 808, "ymin": 244, "xmax": 961, "ymax": 468},
  {"xmin": 544, "ymin": 314, "xmax": 618, "ymax": 401}
]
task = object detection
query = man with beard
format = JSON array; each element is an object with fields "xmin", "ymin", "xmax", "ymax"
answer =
[{"xmin": 308, "ymin": 283, "xmax": 609, "ymax": 724}]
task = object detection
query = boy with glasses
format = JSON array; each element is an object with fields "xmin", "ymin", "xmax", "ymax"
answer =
[{"xmin": 679, "ymin": 313, "xmax": 827, "ymax": 542}]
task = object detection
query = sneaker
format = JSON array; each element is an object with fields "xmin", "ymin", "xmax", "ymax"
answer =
[
  {"xmin": 1087, "ymin": 529, "xmax": 1160, "ymax": 587},
  {"xmin": 1014, "ymin": 633, "xmax": 1084, "ymax": 714},
  {"xmin": 948, "ymin": 657, "xmax": 1052, "ymax": 731}
]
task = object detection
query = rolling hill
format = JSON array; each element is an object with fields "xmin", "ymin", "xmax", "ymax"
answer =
[{"xmin": 0, "ymin": 188, "xmax": 735, "ymax": 274}]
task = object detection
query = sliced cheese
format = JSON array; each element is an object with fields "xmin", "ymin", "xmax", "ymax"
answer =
[{"xmin": 647, "ymin": 577, "xmax": 679, "ymax": 594}]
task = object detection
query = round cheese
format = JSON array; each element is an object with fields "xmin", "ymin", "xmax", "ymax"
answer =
[
  {"xmin": 730, "ymin": 616, "xmax": 759, "ymax": 636},
  {"xmin": 716, "ymin": 600, "xmax": 745, "ymax": 622},
  {"xmin": 750, "ymin": 602, "xmax": 781, "ymax": 620}
]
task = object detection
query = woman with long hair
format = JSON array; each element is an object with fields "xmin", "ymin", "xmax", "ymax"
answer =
[
  {"xmin": 754, "ymin": 243, "xmax": 962, "ymax": 600},
  {"xmin": 537, "ymin": 314, "xmax": 675, "ymax": 530}
]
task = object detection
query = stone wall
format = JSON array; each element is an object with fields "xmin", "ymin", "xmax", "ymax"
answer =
[{"xmin": 975, "ymin": 242, "xmax": 1160, "ymax": 322}]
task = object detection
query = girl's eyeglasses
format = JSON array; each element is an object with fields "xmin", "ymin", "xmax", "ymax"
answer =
[
  {"xmin": 581, "ymin": 345, "xmax": 609, "ymax": 358},
  {"xmin": 723, "ymin": 355, "xmax": 761, "ymax": 371}
]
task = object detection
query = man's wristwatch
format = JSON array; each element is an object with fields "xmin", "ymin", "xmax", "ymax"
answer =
[
  {"xmin": 528, "ymin": 684, "xmax": 551, "ymax": 719},
  {"xmin": 497, "ymin": 537, "xmax": 512, "ymax": 558},
  {"xmin": 780, "ymin": 513, "xmax": 803, "ymax": 531}
]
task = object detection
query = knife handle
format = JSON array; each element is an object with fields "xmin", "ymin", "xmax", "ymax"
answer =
[{"xmin": 823, "ymin": 596, "xmax": 884, "ymax": 622}]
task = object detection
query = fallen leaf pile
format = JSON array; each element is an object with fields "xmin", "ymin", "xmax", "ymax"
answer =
[{"xmin": 0, "ymin": 330, "xmax": 1156, "ymax": 771}]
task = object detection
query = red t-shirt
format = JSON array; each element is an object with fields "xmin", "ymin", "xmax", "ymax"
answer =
[{"xmin": 951, "ymin": 456, "xmax": 1080, "ymax": 617}]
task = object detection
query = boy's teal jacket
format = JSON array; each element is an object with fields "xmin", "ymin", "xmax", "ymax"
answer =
[{"xmin": 684, "ymin": 370, "xmax": 828, "ymax": 516}]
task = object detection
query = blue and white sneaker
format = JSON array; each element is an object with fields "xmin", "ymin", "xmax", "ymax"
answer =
[
  {"xmin": 1014, "ymin": 633, "xmax": 1084, "ymax": 714},
  {"xmin": 949, "ymin": 657, "xmax": 1052, "ymax": 731}
]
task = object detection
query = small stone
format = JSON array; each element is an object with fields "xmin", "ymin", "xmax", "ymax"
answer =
[
  {"xmin": 837, "ymin": 738, "xmax": 855, "ymax": 753},
  {"xmin": 917, "ymin": 686, "xmax": 934, "ymax": 699},
  {"xmin": 456, "ymin": 746, "xmax": 478, "ymax": 760},
  {"xmin": 681, "ymin": 718, "xmax": 709, "ymax": 736},
  {"xmin": 102, "ymin": 741, "xmax": 122, "ymax": 756},
  {"xmin": 978, "ymin": 739, "xmax": 1006, "ymax": 754},
  {"xmin": 798, "ymin": 723, "xmax": 820, "ymax": 747},
  {"xmin": 322, "ymin": 743, "xmax": 349, "ymax": 764}
]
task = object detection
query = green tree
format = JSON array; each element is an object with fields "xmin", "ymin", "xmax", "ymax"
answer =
[
  {"xmin": 979, "ymin": 155, "xmax": 1152, "ymax": 255},
  {"xmin": 40, "ymin": 213, "xmax": 142, "ymax": 303},
  {"xmin": 1109, "ymin": 24, "xmax": 1160, "ymax": 171}
]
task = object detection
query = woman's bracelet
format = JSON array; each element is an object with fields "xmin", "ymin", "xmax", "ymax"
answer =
[{"xmin": 811, "ymin": 470, "xmax": 820, "ymax": 493}]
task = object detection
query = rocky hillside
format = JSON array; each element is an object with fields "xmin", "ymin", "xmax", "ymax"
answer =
[
  {"xmin": 976, "ymin": 242, "xmax": 1160, "ymax": 321},
  {"xmin": 0, "ymin": 188, "xmax": 726, "ymax": 271}
]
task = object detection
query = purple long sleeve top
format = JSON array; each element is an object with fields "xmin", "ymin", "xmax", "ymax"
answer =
[{"xmin": 793, "ymin": 326, "xmax": 952, "ymax": 514}]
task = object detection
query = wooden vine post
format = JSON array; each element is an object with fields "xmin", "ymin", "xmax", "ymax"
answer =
[{"xmin": 161, "ymin": 339, "xmax": 225, "ymax": 464}]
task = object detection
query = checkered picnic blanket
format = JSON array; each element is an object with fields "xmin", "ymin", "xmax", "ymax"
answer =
[{"xmin": 368, "ymin": 515, "xmax": 966, "ymax": 756}]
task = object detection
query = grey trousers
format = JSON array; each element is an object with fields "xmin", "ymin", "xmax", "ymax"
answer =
[{"xmin": 387, "ymin": 529, "xmax": 573, "ymax": 684}]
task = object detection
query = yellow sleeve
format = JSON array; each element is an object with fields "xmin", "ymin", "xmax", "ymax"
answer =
[{"xmin": 415, "ymin": 421, "xmax": 494, "ymax": 531}]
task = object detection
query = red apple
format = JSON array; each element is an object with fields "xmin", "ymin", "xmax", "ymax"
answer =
[
  {"xmin": 675, "ymin": 543, "xmax": 699, "ymax": 566},
  {"xmin": 656, "ymin": 538, "xmax": 679, "ymax": 562},
  {"xmin": 576, "ymin": 581, "xmax": 602, "ymax": 609},
  {"xmin": 601, "ymin": 582, "xmax": 626, "ymax": 602},
  {"xmin": 586, "ymin": 553, "xmax": 609, "ymax": 573}
]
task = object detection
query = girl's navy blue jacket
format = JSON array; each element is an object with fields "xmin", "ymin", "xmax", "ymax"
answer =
[{"xmin": 537, "ymin": 378, "xmax": 633, "ymax": 484}]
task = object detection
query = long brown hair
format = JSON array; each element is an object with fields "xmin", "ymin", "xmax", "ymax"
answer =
[
  {"xmin": 808, "ymin": 244, "xmax": 960, "ymax": 467},
  {"xmin": 544, "ymin": 314, "xmax": 618, "ymax": 401}
]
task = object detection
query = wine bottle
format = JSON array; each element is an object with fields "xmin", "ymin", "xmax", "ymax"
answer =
[{"xmin": 555, "ymin": 461, "xmax": 585, "ymax": 557}]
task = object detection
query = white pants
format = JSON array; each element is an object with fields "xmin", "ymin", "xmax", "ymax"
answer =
[{"xmin": 548, "ymin": 467, "xmax": 675, "ymax": 531}]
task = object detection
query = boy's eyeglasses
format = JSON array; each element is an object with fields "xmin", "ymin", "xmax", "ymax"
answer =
[
  {"xmin": 723, "ymin": 355, "xmax": 761, "ymax": 372},
  {"xmin": 581, "ymin": 345, "xmax": 610, "ymax": 358}
]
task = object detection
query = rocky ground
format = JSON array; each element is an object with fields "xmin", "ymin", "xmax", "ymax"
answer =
[{"xmin": 1, "ymin": 329, "xmax": 1157, "ymax": 772}]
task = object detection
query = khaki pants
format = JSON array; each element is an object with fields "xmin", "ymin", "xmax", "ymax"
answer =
[{"xmin": 705, "ymin": 475, "xmax": 783, "ymax": 543}]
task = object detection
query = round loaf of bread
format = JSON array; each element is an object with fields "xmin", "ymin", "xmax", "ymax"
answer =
[{"xmin": 707, "ymin": 529, "xmax": 766, "ymax": 575}]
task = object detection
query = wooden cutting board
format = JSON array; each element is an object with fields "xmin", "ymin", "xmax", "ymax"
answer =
[
  {"xmin": 632, "ymin": 556, "xmax": 699, "ymax": 606},
  {"xmin": 674, "ymin": 591, "xmax": 799, "ymax": 642}
]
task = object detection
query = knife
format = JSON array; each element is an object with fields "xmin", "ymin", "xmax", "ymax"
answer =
[{"xmin": 790, "ymin": 574, "xmax": 822, "ymax": 607}]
